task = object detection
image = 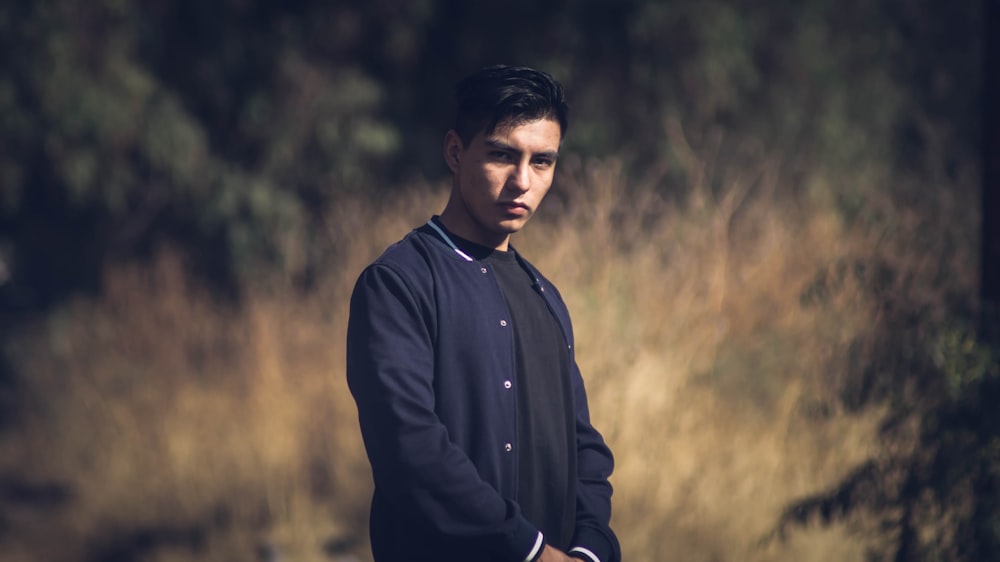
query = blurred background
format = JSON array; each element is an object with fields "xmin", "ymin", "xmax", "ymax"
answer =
[{"xmin": 0, "ymin": 0, "xmax": 996, "ymax": 560}]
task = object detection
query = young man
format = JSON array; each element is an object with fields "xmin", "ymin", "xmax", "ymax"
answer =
[{"xmin": 347, "ymin": 65, "xmax": 620, "ymax": 562}]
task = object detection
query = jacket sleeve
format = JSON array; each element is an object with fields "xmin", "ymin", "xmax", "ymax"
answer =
[
  {"xmin": 567, "ymin": 358, "xmax": 621, "ymax": 562},
  {"xmin": 545, "ymin": 279, "xmax": 620, "ymax": 562},
  {"xmin": 347, "ymin": 263, "xmax": 544, "ymax": 562}
]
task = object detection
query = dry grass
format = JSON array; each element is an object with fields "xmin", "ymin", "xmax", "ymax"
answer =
[
  {"xmin": 520, "ymin": 149, "xmax": 888, "ymax": 561},
  {"xmin": 0, "ymin": 143, "xmax": 973, "ymax": 561}
]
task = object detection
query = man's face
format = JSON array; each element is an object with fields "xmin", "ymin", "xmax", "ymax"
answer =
[{"xmin": 443, "ymin": 118, "xmax": 561, "ymax": 250}]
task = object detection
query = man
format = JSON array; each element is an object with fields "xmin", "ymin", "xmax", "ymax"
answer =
[{"xmin": 347, "ymin": 65, "xmax": 620, "ymax": 562}]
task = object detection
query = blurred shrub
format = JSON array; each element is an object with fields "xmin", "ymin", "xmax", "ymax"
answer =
[
  {"xmin": 0, "ymin": 0, "xmax": 401, "ymax": 308},
  {"xmin": 0, "ymin": 2, "xmax": 989, "ymax": 554},
  {"xmin": 0, "ymin": 0, "xmax": 982, "ymax": 310}
]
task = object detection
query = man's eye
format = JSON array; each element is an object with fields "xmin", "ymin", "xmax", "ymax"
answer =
[
  {"xmin": 490, "ymin": 151, "xmax": 512, "ymax": 161},
  {"xmin": 532, "ymin": 159, "xmax": 553, "ymax": 168}
]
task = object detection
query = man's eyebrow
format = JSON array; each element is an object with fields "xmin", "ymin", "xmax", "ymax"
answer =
[
  {"xmin": 484, "ymin": 139, "xmax": 517, "ymax": 152},
  {"xmin": 484, "ymin": 139, "xmax": 559, "ymax": 159}
]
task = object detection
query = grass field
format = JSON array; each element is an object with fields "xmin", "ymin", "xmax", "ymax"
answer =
[{"xmin": 0, "ymin": 142, "xmax": 977, "ymax": 561}]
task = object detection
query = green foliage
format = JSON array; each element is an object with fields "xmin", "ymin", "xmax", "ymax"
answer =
[
  {"xmin": 935, "ymin": 326, "xmax": 998, "ymax": 399},
  {"xmin": 0, "ymin": 0, "xmax": 408, "ymax": 296},
  {"xmin": 0, "ymin": 0, "xmax": 980, "ymax": 300}
]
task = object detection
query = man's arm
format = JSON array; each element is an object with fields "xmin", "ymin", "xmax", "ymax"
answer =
[
  {"xmin": 347, "ymin": 263, "xmax": 543, "ymax": 561},
  {"xmin": 531, "ymin": 272, "xmax": 621, "ymax": 562},
  {"xmin": 567, "ymin": 360, "xmax": 622, "ymax": 562}
]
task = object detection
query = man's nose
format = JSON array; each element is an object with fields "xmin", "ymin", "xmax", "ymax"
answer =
[{"xmin": 507, "ymin": 162, "xmax": 531, "ymax": 192}]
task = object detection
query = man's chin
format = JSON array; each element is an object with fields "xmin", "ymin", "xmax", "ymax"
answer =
[{"xmin": 495, "ymin": 217, "xmax": 530, "ymax": 233}]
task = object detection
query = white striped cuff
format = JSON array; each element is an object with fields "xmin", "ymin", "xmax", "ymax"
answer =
[
  {"xmin": 569, "ymin": 546, "xmax": 601, "ymax": 562},
  {"xmin": 522, "ymin": 531, "xmax": 544, "ymax": 562}
]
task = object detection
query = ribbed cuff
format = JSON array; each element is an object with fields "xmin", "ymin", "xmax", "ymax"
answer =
[
  {"xmin": 569, "ymin": 546, "xmax": 601, "ymax": 562},
  {"xmin": 570, "ymin": 526, "xmax": 615, "ymax": 562},
  {"xmin": 502, "ymin": 510, "xmax": 543, "ymax": 562},
  {"xmin": 522, "ymin": 531, "xmax": 544, "ymax": 562}
]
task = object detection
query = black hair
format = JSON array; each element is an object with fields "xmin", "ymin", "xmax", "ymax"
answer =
[{"xmin": 453, "ymin": 65, "xmax": 569, "ymax": 145}]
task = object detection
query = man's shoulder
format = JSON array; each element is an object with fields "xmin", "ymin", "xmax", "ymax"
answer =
[
  {"xmin": 360, "ymin": 224, "xmax": 455, "ymax": 283},
  {"xmin": 372, "ymin": 228, "xmax": 428, "ymax": 264}
]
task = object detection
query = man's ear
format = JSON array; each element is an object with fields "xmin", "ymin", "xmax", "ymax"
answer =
[{"xmin": 443, "ymin": 130, "xmax": 463, "ymax": 173}]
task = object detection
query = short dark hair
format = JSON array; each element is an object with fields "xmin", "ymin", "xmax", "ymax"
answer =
[{"xmin": 453, "ymin": 65, "xmax": 569, "ymax": 145}]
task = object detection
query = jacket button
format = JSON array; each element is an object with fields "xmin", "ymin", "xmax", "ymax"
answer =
[
  {"xmin": 504, "ymin": 443, "xmax": 513, "ymax": 452},
  {"xmin": 481, "ymin": 267, "xmax": 488, "ymax": 274},
  {"xmin": 500, "ymin": 319, "xmax": 507, "ymax": 327},
  {"xmin": 504, "ymin": 380, "xmax": 512, "ymax": 389}
]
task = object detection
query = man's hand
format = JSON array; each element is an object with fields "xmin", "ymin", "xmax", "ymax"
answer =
[{"xmin": 538, "ymin": 544, "xmax": 576, "ymax": 562}]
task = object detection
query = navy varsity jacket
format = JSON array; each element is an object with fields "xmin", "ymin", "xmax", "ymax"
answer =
[{"xmin": 346, "ymin": 219, "xmax": 620, "ymax": 562}]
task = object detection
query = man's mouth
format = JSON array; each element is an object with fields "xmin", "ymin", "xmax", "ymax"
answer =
[{"xmin": 499, "ymin": 202, "xmax": 529, "ymax": 216}]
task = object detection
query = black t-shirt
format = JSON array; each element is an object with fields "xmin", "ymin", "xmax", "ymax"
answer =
[{"xmin": 437, "ymin": 222, "xmax": 577, "ymax": 549}]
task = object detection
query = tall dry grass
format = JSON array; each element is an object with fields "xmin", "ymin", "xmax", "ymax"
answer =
[
  {"xmin": 526, "ymin": 150, "xmax": 887, "ymax": 561},
  {"xmin": 0, "ymin": 137, "xmax": 974, "ymax": 561}
]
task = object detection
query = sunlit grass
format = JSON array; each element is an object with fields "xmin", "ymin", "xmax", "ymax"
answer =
[{"xmin": 0, "ymin": 145, "xmax": 975, "ymax": 561}]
